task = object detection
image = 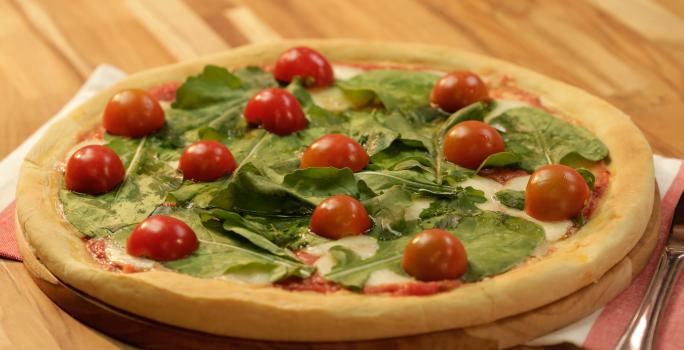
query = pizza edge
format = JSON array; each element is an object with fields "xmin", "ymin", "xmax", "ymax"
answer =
[{"xmin": 16, "ymin": 39, "xmax": 655, "ymax": 341}]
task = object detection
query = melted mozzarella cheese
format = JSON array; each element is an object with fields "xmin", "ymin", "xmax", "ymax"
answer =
[
  {"xmin": 333, "ymin": 65, "xmax": 366, "ymax": 80},
  {"xmin": 460, "ymin": 175, "xmax": 572, "ymax": 241},
  {"xmin": 304, "ymin": 235, "xmax": 379, "ymax": 275},
  {"xmin": 365, "ymin": 269, "xmax": 413, "ymax": 287},
  {"xmin": 219, "ymin": 268, "xmax": 272, "ymax": 285},
  {"xmin": 105, "ymin": 241, "xmax": 156, "ymax": 269},
  {"xmin": 404, "ymin": 198, "xmax": 432, "ymax": 221}
]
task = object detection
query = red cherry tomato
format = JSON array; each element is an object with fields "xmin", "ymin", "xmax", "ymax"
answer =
[
  {"xmin": 525, "ymin": 164, "xmax": 590, "ymax": 221},
  {"xmin": 65, "ymin": 145, "xmax": 125, "ymax": 195},
  {"xmin": 103, "ymin": 89, "xmax": 165, "ymax": 138},
  {"xmin": 243, "ymin": 88, "xmax": 308, "ymax": 135},
  {"xmin": 443, "ymin": 120, "xmax": 505, "ymax": 169},
  {"xmin": 127, "ymin": 215, "xmax": 198, "ymax": 261},
  {"xmin": 179, "ymin": 141, "xmax": 237, "ymax": 182},
  {"xmin": 309, "ymin": 195, "xmax": 372, "ymax": 239},
  {"xmin": 273, "ymin": 47, "xmax": 334, "ymax": 87},
  {"xmin": 300, "ymin": 134, "xmax": 369, "ymax": 172},
  {"xmin": 401, "ymin": 229, "xmax": 467, "ymax": 281},
  {"xmin": 431, "ymin": 71, "xmax": 489, "ymax": 113}
]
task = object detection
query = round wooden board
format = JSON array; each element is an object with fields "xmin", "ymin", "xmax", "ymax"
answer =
[{"xmin": 16, "ymin": 190, "xmax": 660, "ymax": 350}]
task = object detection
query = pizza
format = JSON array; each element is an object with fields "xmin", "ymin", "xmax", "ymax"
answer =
[{"xmin": 16, "ymin": 40, "xmax": 655, "ymax": 345}]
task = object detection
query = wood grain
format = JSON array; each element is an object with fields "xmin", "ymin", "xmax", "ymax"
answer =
[{"xmin": 1, "ymin": 0, "xmax": 683, "ymax": 349}]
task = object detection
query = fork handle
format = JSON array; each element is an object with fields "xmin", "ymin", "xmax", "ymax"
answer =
[{"xmin": 615, "ymin": 250, "xmax": 684, "ymax": 350}]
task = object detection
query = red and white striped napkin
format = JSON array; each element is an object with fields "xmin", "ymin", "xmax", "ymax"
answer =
[{"xmin": 1, "ymin": 66, "xmax": 682, "ymax": 349}]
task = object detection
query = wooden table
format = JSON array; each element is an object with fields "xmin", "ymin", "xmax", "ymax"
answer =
[{"xmin": 1, "ymin": 0, "xmax": 683, "ymax": 349}]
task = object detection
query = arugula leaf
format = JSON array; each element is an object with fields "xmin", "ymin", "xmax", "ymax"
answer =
[
  {"xmin": 282, "ymin": 167, "xmax": 359, "ymax": 203},
  {"xmin": 211, "ymin": 164, "xmax": 315, "ymax": 216},
  {"xmin": 363, "ymin": 187, "xmax": 420, "ymax": 240},
  {"xmin": 490, "ymin": 107, "xmax": 609, "ymax": 172},
  {"xmin": 172, "ymin": 65, "xmax": 275, "ymax": 109},
  {"xmin": 576, "ymin": 168, "xmax": 596, "ymax": 190},
  {"xmin": 347, "ymin": 110, "xmax": 399, "ymax": 156},
  {"xmin": 60, "ymin": 138, "xmax": 183, "ymax": 237},
  {"xmin": 418, "ymin": 186, "xmax": 486, "ymax": 219},
  {"xmin": 153, "ymin": 208, "xmax": 312, "ymax": 280},
  {"xmin": 356, "ymin": 170, "xmax": 461, "ymax": 196},
  {"xmin": 494, "ymin": 189, "xmax": 525, "ymax": 210},
  {"xmin": 324, "ymin": 236, "xmax": 412, "ymax": 289},
  {"xmin": 448, "ymin": 212, "xmax": 544, "ymax": 282},
  {"xmin": 369, "ymin": 140, "xmax": 432, "ymax": 172},
  {"xmin": 475, "ymin": 152, "xmax": 521, "ymax": 173},
  {"xmin": 337, "ymin": 70, "xmax": 439, "ymax": 110}
]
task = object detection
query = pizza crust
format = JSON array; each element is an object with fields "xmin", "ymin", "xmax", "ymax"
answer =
[{"xmin": 16, "ymin": 40, "xmax": 654, "ymax": 341}]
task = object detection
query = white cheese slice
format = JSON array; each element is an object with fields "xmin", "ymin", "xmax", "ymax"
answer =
[
  {"xmin": 104, "ymin": 241, "xmax": 156, "ymax": 270},
  {"xmin": 460, "ymin": 175, "xmax": 573, "ymax": 241},
  {"xmin": 219, "ymin": 268, "xmax": 272, "ymax": 285},
  {"xmin": 404, "ymin": 198, "xmax": 432, "ymax": 221},
  {"xmin": 304, "ymin": 235, "xmax": 379, "ymax": 275},
  {"xmin": 365, "ymin": 269, "xmax": 413, "ymax": 287},
  {"xmin": 333, "ymin": 65, "xmax": 366, "ymax": 80}
]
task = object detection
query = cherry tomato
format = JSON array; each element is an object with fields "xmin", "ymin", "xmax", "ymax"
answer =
[
  {"xmin": 300, "ymin": 134, "xmax": 369, "ymax": 172},
  {"xmin": 127, "ymin": 215, "xmax": 198, "ymax": 261},
  {"xmin": 179, "ymin": 141, "xmax": 237, "ymax": 182},
  {"xmin": 443, "ymin": 120, "xmax": 505, "ymax": 169},
  {"xmin": 525, "ymin": 164, "xmax": 590, "ymax": 221},
  {"xmin": 65, "ymin": 145, "xmax": 125, "ymax": 195},
  {"xmin": 401, "ymin": 229, "xmax": 467, "ymax": 281},
  {"xmin": 243, "ymin": 88, "xmax": 308, "ymax": 135},
  {"xmin": 103, "ymin": 89, "xmax": 165, "ymax": 138},
  {"xmin": 309, "ymin": 195, "xmax": 372, "ymax": 239},
  {"xmin": 273, "ymin": 47, "xmax": 334, "ymax": 87},
  {"xmin": 431, "ymin": 71, "xmax": 489, "ymax": 113}
]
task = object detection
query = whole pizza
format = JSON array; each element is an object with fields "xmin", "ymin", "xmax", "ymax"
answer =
[{"xmin": 16, "ymin": 40, "xmax": 654, "ymax": 344}]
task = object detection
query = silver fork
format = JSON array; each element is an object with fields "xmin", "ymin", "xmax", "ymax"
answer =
[{"xmin": 615, "ymin": 193, "xmax": 684, "ymax": 350}]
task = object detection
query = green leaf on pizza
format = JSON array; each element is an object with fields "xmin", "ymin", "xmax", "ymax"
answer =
[
  {"xmin": 337, "ymin": 70, "xmax": 439, "ymax": 110},
  {"xmin": 489, "ymin": 107, "xmax": 609, "ymax": 172},
  {"xmin": 494, "ymin": 189, "xmax": 525, "ymax": 210},
  {"xmin": 150, "ymin": 208, "xmax": 313, "ymax": 281},
  {"xmin": 59, "ymin": 137, "xmax": 183, "ymax": 237}
]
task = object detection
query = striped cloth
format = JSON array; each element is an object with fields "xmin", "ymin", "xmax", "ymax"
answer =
[{"xmin": 1, "ymin": 66, "xmax": 682, "ymax": 349}]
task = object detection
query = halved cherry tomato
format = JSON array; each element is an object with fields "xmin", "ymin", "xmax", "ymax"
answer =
[
  {"xmin": 443, "ymin": 120, "xmax": 505, "ymax": 169},
  {"xmin": 310, "ymin": 195, "xmax": 371, "ymax": 239},
  {"xmin": 431, "ymin": 71, "xmax": 489, "ymax": 113},
  {"xmin": 243, "ymin": 88, "xmax": 308, "ymax": 135},
  {"xmin": 525, "ymin": 164, "xmax": 590, "ymax": 221},
  {"xmin": 273, "ymin": 47, "xmax": 334, "ymax": 87},
  {"xmin": 179, "ymin": 140, "xmax": 237, "ymax": 182},
  {"xmin": 401, "ymin": 229, "xmax": 467, "ymax": 281},
  {"xmin": 127, "ymin": 215, "xmax": 198, "ymax": 261},
  {"xmin": 103, "ymin": 89, "xmax": 165, "ymax": 138},
  {"xmin": 65, "ymin": 145, "xmax": 125, "ymax": 195},
  {"xmin": 300, "ymin": 134, "xmax": 369, "ymax": 172}
]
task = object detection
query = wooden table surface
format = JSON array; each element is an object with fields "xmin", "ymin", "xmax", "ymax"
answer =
[{"xmin": 1, "ymin": 0, "xmax": 683, "ymax": 349}]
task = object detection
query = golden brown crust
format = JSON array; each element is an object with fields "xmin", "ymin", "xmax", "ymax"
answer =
[{"xmin": 16, "ymin": 39, "xmax": 655, "ymax": 342}]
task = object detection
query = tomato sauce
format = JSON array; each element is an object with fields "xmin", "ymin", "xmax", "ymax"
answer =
[
  {"xmin": 76, "ymin": 126, "xmax": 105, "ymax": 143},
  {"xmin": 479, "ymin": 168, "xmax": 529, "ymax": 184},
  {"xmin": 148, "ymin": 81, "xmax": 181, "ymax": 102},
  {"xmin": 363, "ymin": 280, "xmax": 461, "ymax": 296},
  {"xmin": 85, "ymin": 239, "xmax": 116, "ymax": 271},
  {"xmin": 275, "ymin": 275, "xmax": 343, "ymax": 294}
]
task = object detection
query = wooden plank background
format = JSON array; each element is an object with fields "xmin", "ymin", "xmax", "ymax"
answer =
[{"xmin": 1, "ymin": 0, "xmax": 683, "ymax": 348}]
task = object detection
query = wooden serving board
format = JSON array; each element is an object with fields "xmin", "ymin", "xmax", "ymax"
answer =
[{"xmin": 16, "ymin": 192, "xmax": 661, "ymax": 350}]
